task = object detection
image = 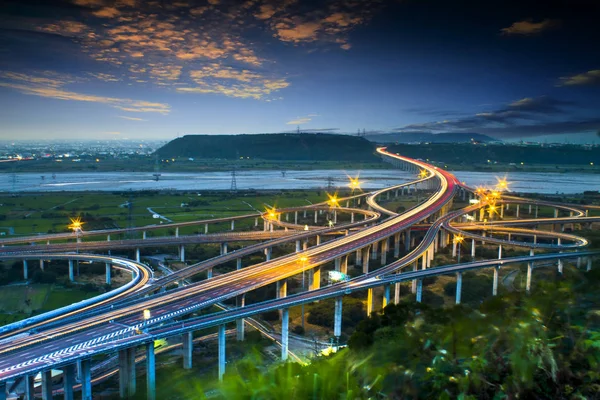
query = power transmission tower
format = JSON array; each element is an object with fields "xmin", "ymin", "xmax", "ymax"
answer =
[
  {"xmin": 153, "ymin": 154, "xmax": 161, "ymax": 181},
  {"xmin": 327, "ymin": 176, "xmax": 334, "ymax": 192},
  {"xmin": 230, "ymin": 168, "xmax": 238, "ymax": 192}
]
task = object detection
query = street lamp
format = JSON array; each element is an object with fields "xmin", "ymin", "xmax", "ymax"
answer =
[
  {"xmin": 418, "ymin": 169, "xmax": 428, "ymax": 179},
  {"xmin": 326, "ymin": 193, "xmax": 339, "ymax": 208},
  {"xmin": 68, "ymin": 217, "xmax": 84, "ymax": 276},
  {"xmin": 348, "ymin": 176, "xmax": 362, "ymax": 192}
]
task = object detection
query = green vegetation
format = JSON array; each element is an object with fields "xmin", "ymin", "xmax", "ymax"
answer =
[{"xmin": 156, "ymin": 134, "xmax": 380, "ymax": 162}]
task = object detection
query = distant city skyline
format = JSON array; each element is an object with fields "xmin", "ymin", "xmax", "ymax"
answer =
[{"xmin": 0, "ymin": 0, "xmax": 599, "ymax": 141}]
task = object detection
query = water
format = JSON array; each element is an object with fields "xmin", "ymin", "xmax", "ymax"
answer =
[{"xmin": 0, "ymin": 169, "xmax": 597, "ymax": 194}]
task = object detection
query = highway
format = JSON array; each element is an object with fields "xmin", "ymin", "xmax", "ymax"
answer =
[{"xmin": 0, "ymin": 147, "xmax": 596, "ymax": 400}]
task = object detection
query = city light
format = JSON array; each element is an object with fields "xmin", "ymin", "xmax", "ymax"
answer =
[
  {"xmin": 495, "ymin": 176, "xmax": 510, "ymax": 191},
  {"xmin": 453, "ymin": 235, "xmax": 464, "ymax": 244},
  {"xmin": 265, "ymin": 207, "xmax": 279, "ymax": 220},
  {"xmin": 418, "ymin": 169, "xmax": 429, "ymax": 179},
  {"xmin": 67, "ymin": 217, "xmax": 84, "ymax": 232},
  {"xmin": 327, "ymin": 193, "xmax": 339, "ymax": 207},
  {"xmin": 143, "ymin": 309, "xmax": 151, "ymax": 320},
  {"xmin": 348, "ymin": 175, "xmax": 362, "ymax": 191}
]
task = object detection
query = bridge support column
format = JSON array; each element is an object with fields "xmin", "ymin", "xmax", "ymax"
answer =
[
  {"xmin": 471, "ymin": 239, "xmax": 476, "ymax": 258},
  {"xmin": 351, "ymin": 212, "xmax": 354, "ymax": 223},
  {"xmin": 498, "ymin": 245, "xmax": 502, "ymax": 260},
  {"xmin": 179, "ymin": 245, "xmax": 185, "ymax": 262},
  {"xmin": 316, "ymin": 235, "xmax": 321, "ymax": 246},
  {"xmin": 394, "ymin": 280, "xmax": 401, "ymax": 304},
  {"xmin": 63, "ymin": 363, "xmax": 76, "ymax": 400},
  {"xmin": 587, "ymin": 257, "xmax": 593, "ymax": 271},
  {"xmin": 136, "ymin": 248, "xmax": 141, "ymax": 262},
  {"xmin": 24, "ymin": 375, "xmax": 34, "ymax": 400},
  {"xmin": 0, "ymin": 383, "xmax": 5, "ymax": 400},
  {"xmin": 207, "ymin": 268, "xmax": 213, "ymax": 279},
  {"xmin": 516, "ymin": 204, "xmax": 520, "ymax": 218},
  {"xmin": 119, "ymin": 348, "xmax": 136, "ymax": 398},
  {"xmin": 303, "ymin": 240, "xmax": 308, "ymax": 251},
  {"xmin": 554, "ymin": 209, "xmax": 558, "ymax": 218},
  {"xmin": 362, "ymin": 247, "xmax": 370, "ymax": 274},
  {"xmin": 231, "ymin": 220, "xmax": 235, "ymax": 231},
  {"xmin": 218, "ymin": 324, "xmax": 226, "ymax": 381},
  {"xmin": 455, "ymin": 272, "xmax": 462, "ymax": 304},
  {"xmin": 558, "ymin": 258, "xmax": 563, "ymax": 274},
  {"xmin": 452, "ymin": 239, "xmax": 457, "ymax": 258},
  {"xmin": 220, "ymin": 242, "xmax": 228, "ymax": 255},
  {"xmin": 393, "ymin": 233, "xmax": 400, "ymax": 258},
  {"xmin": 383, "ymin": 285, "xmax": 391, "ymax": 308},
  {"xmin": 367, "ymin": 288, "xmax": 374, "ymax": 315},
  {"xmin": 146, "ymin": 342, "xmax": 156, "ymax": 400},
  {"xmin": 314, "ymin": 210, "xmax": 318, "ymax": 224},
  {"xmin": 80, "ymin": 359, "xmax": 92, "ymax": 400},
  {"xmin": 277, "ymin": 279, "xmax": 287, "ymax": 318},
  {"xmin": 41, "ymin": 370, "xmax": 52, "ymax": 400},
  {"xmin": 236, "ymin": 294, "xmax": 245, "ymax": 341},
  {"xmin": 493, "ymin": 266, "xmax": 499, "ymax": 296},
  {"xmin": 295, "ymin": 240, "xmax": 301, "ymax": 253},
  {"xmin": 39, "ymin": 259, "xmax": 44, "ymax": 271},
  {"xmin": 500, "ymin": 206, "xmax": 504, "ymax": 219},
  {"xmin": 23, "ymin": 260, "xmax": 28, "ymax": 280},
  {"xmin": 526, "ymin": 262, "xmax": 533, "ymax": 293},
  {"xmin": 340, "ymin": 255, "xmax": 348, "ymax": 274},
  {"xmin": 205, "ymin": 223, "xmax": 209, "ymax": 234},
  {"xmin": 106, "ymin": 263, "xmax": 111, "ymax": 285},
  {"xmin": 265, "ymin": 247, "xmax": 272, "ymax": 261},
  {"xmin": 416, "ymin": 279, "xmax": 423, "ymax": 303},
  {"xmin": 236, "ymin": 258, "xmax": 242, "ymax": 270},
  {"xmin": 355, "ymin": 249, "xmax": 362, "ymax": 266},
  {"xmin": 334, "ymin": 257, "xmax": 341, "ymax": 271},
  {"xmin": 175, "ymin": 227, "xmax": 179, "ymax": 238},
  {"xmin": 281, "ymin": 308, "xmax": 289, "ymax": 361},
  {"xmin": 183, "ymin": 332, "xmax": 193, "ymax": 369},
  {"xmin": 381, "ymin": 239, "xmax": 388, "ymax": 265},
  {"xmin": 69, "ymin": 260, "xmax": 74, "ymax": 281},
  {"xmin": 371, "ymin": 241, "xmax": 378, "ymax": 260},
  {"xmin": 405, "ymin": 229, "xmax": 411, "ymax": 251},
  {"xmin": 308, "ymin": 267, "xmax": 321, "ymax": 290},
  {"xmin": 294, "ymin": 211, "xmax": 298, "ymax": 224},
  {"xmin": 334, "ymin": 297, "xmax": 342, "ymax": 337}
]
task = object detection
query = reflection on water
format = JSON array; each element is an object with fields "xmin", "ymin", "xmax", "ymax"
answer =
[{"xmin": 0, "ymin": 169, "xmax": 597, "ymax": 194}]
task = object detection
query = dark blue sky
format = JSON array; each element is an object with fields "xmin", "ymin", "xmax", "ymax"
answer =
[{"xmin": 0, "ymin": 0, "xmax": 598, "ymax": 141}]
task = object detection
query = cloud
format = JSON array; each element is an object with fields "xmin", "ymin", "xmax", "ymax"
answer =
[
  {"xmin": 393, "ymin": 96, "xmax": 594, "ymax": 139},
  {"xmin": 105, "ymin": 131, "xmax": 121, "ymax": 135},
  {"xmin": 92, "ymin": 7, "xmax": 120, "ymax": 18},
  {"xmin": 0, "ymin": 71, "xmax": 170, "ymax": 114},
  {"xmin": 118, "ymin": 116, "xmax": 145, "ymax": 121},
  {"xmin": 558, "ymin": 69, "xmax": 600, "ymax": 86},
  {"xmin": 287, "ymin": 113, "xmax": 320, "ymax": 125},
  {"xmin": 501, "ymin": 19, "xmax": 561, "ymax": 36}
]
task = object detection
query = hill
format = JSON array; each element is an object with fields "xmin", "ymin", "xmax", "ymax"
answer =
[
  {"xmin": 366, "ymin": 132, "xmax": 498, "ymax": 144},
  {"xmin": 155, "ymin": 134, "xmax": 380, "ymax": 162}
]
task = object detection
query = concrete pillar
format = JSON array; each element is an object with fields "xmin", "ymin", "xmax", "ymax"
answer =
[
  {"xmin": 281, "ymin": 308, "xmax": 289, "ymax": 361},
  {"xmin": 143, "ymin": 231, "xmax": 147, "ymax": 240},
  {"xmin": 471, "ymin": 239, "xmax": 476, "ymax": 258},
  {"xmin": 500, "ymin": 206, "xmax": 504, "ymax": 219},
  {"xmin": 394, "ymin": 279, "xmax": 401, "ymax": 304},
  {"xmin": 231, "ymin": 220, "xmax": 235, "ymax": 231},
  {"xmin": 303, "ymin": 241, "xmax": 308, "ymax": 251},
  {"xmin": 23, "ymin": 260, "xmax": 28, "ymax": 280},
  {"xmin": 309, "ymin": 267, "xmax": 321, "ymax": 290},
  {"xmin": 205, "ymin": 223, "xmax": 209, "ymax": 234},
  {"xmin": 294, "ymin": 211, "xmax": 298, "ymax": 224},
  {"xmin": 41, "ymin": 370, "xmax": 52, "ymax": 400},
  {"xmin": 526, "ymin": 262, "xmax": 533, "ymax": 293},
  {"xmin": 236, "ymin": 258, "xmax": 242, "ymax": 270},
  {"xmin": 516, "ymin": 204, "xmax": 520, "ymax": 218},
  {"xmin": 383, "ymin": 285, "xmax": 391, "ymax": 308},
  {"xmin": 314, "ymin": 210, "xmax": 318, "ymax": 224},
  {"xmin": 316, "ymin": 235, "xmax": 321, "ymax": 246},
  {"xmin": 498, "ymin": 245, "xmax": 502, "ymax": 260},
  {"xmin": 218, "ymin": 324, "xmax": 226, "ymax": 381},
  {"xmin": 175, "ymin": 227, "xmax": 179, "ymax": 238},
  {"xmin": 236, "ymin": 294, "xmax": 245, "ymax": 341},
  {"xmin": 63, "ymin": 363, "xmax": 76, "ymax": 400},
  {"xmin": 334, "ymin": 297, "xmax": 342, "ymax": 337},
  {"xmin": 367, "ymin": 288, "xmax": 374, "ymax": 315},
  {"xmin": 405, "ymin": 229, "xmax": 411, "ymax": 251},
  {"xmin": 303, "ymin": 209, "xmax": 307, "ymax": 218},
  {"xmin": 558, "ymin": 258, "xmax": 563, "ymax": 274},
  {"xmin": 340, "ymin": 255, "xmax": 348, "ymax": 275},
  {"xmin": 587, "ymin": 257, "xmax": 593, "ymax": 272},
  {"xmin": 136, "ymin": 248, "xmax": 141, "ymax": 262},
  {"xmin": 119, "ymin": 348, "xmax": 136, "ymax": 398},
  {"xmin": 416, "ymin": 279, "xmax": 423, "ymax": 303},
  {"xmin": 207, "ymin": 268, "xmax": 213, "ymax": 279},
  {"xmin": 24, "ymin": 375, "xmax": 35, "ymax": 400},
  {"xmin": 80, "ymin": 359, "xmax": 92, "ymax": 400},
  {"xmin": 295, "ymin": 240, "xmax": 301, "ymax": 253},
  {"xmin": 355, "ymin": 249, "xmax": 362, "ymax": 266},
  {"xmin": 183, "ymin": 332, "xmax": 193, "ymax": 369},
  {"xmin": 493, "ymin": 267, "xmax": 499, "ymax": 296},
  {"xmin": 393, "ymin": 233, "xmax": 400, "ymax": 258},
  {"xmin": 179, "ymin": 245, "xmax": 185, "ymax": 262},
  {"xmin": 107, "ymin": 234, "xmax": 111, "ymax": 241},
  {"xmin": 146, "ymin": 342, "xmax": 156, "ymax": 400},
  {"xmin": 265, "ymin": 247, "xmax": 272, "ymax": 261},
  {"xmin": 452, "ymin": 240, "xmax": 457, "ymax": 258},
  {"xmin": 554, "ymin": 208, "xmax": 558, "ymax": 218},
  {"xmin": 334, "ymin": 257, "xmax": 341, "ymax": 271},
  {"xmin": 220, "ymin": 242, "xmax": 228, "ymax": 255},
  {"xmin": 362, "ymin": 246, "xmax": 370, "ymax": 274},
  {"xmin": 39, "ymin": 259, "xmax": 44, "ymax": 271},
  {"xmin": 105, "ymin": 263, "xmax": 111, "ymax": 285},
  {"xmin": 371, "ymin": 241, "xmax": 378, "ymax": 260},
  {"xmin": 351, "ymin": 213, "xmax": 355, "ymax": 223},
  {"xmin": 68, "ymin": 259, "xmax": 74, "ymax": 281},
  {"xmin": 455, "ymin": 272, "xmax": 462, "ymax": 304},
  {"xmin": 380, "ymin": 239, "xmax": 388, "ymax": 265}
]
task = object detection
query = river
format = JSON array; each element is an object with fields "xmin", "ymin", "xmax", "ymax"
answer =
[{"xmin": 0, "ymin": 169, "xmax": 598, "ymax": 194}]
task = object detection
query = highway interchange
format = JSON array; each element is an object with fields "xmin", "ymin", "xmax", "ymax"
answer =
[{"xmin": 0, "ymin": 147, "xmax": 598, "ymax": 400}]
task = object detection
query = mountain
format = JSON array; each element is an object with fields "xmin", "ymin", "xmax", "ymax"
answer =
[
  {"xmin": 365, "ymin": 132, "xmax": 499, "ymax": 144},
  {"xmin": 155, "ymin": 133, "xmax": 380, "ymax": 162}
]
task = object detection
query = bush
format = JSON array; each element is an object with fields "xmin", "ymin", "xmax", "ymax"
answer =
[
  {"xmin": 292, "ymin": 325, "xmax": 305, "ymax": 335},
  {"xmin": 32, "ymin": 270, "xmax": 57, "ymax": 284}
]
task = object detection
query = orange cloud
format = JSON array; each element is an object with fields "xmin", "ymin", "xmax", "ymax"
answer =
[
  {"xmin": 501, "ymin": 19, "xmax": 561, "ymax": 35},
  {"xmin": 558, "ymin": 70, "xmax": 600, "ymax": 86}
]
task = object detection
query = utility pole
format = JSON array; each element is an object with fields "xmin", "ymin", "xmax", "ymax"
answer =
[{"xmin": 230, "ymin": 167, "xmax": 238, "ymax": 192}]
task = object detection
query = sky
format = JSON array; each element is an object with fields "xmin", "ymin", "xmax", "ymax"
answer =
[{"xmin": 0, "ymin": 0, "xmax": 599, "ymax": 141}]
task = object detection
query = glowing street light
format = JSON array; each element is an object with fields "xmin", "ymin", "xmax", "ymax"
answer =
[
  {"xmin": 348, "ymin": 176, "xmax": 362, "ymax": 192},
  {"xmin": 67, "ymin": 217, "xmax": 84, "ymax": 233},
  {"xmin": 326, "ymin": 193, "xmax": 339, "ymax": 208},
  {"xmin": 495, "ymin": 176, "xmax": 510, "ymax": 192},
  {"xmin": 418, "ymin": 169, "xmax": 429, "ymax": 179},
  {"xmin": 143, "ymin": 309, "xmax": 151, "ymax": 320},
  {"xmin": 453, "ymin": 235, "xmax": 464, "ymax": 263}
]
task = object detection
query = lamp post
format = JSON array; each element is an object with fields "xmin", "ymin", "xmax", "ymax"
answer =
[
  {"xmin": 68, "ymin": 217, "xmax": 84, "ymax": 276},
  {"xmin": 454, "ymin": 235, "xmax": 464, "ymax": 264}
]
